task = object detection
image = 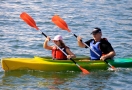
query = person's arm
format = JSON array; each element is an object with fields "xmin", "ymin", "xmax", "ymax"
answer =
[
  {"xmin": 65, "ymin": 48, "xmax": 76, "ymax": 59},
  {"xmin": 100, "ymin": 51, "xmax": 116, "ymax": 61},
  {"xmin": 77, "ymin": 36, "xmax": 86, "ymax": 48},
  {"xmin": 100, "ymin": 40, "xmax": 116, "ymax": 60},
  {"xmin": 43, "ymin": 36, "xmax": 53, "ymax": 50}
]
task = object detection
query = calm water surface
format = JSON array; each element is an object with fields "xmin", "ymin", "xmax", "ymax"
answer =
[{"xmin": 0, "ymin": 0, "xmax": 132, "ymax": 90}]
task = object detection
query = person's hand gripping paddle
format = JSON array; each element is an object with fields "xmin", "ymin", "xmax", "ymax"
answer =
[{"xmin": 20, "ymin": 12, "xmax": 90, "ymax": 74}]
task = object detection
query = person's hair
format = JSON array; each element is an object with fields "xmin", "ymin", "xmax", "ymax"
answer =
[{"xmin": 59, "ymin": 40, "xmax": 66, "ymax": 47}]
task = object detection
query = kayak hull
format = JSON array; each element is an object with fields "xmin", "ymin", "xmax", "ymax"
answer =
[{"xmin": 1, "ymin": 56, "xmax": 132, "ymax": 71}]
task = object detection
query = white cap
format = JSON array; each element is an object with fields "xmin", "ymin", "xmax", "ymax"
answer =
[{"xmin": 52, "ymin": 35, "xmax": 63, "ymax": 40}]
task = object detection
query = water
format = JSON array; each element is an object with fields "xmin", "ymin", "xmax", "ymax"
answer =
[{"xmin": 0, "ymin": 0, "xmax": 132, "ymax": 89}]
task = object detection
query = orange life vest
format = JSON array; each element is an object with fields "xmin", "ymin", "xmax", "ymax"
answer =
[{"xmin": 52, "ymin": 46, "xmax": 67, "ymax": 60}]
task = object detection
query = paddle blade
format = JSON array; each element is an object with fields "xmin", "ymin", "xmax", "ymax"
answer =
[
  {"xmin": 105, "ymin": 60, "xmax": 116, "ymax": 70},
  {"xmin": 111, "ymin": 66, "xmax": 116, "ymax": 70},
  {"xmin": 52, "ymin": 15, "xmax": 71, "ymax": 32},
  {"xmin": 80, "ymin": 66, "xmax": 90, "ymax": 74},
  {"xmin": 20, "ymin": 12, "xmax": 39, "ymax": 30}
]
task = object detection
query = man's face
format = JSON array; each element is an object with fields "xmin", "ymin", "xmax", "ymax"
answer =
[{"xmin": 92, "ymin": 32, "xmax": 102, "ymax": 41}]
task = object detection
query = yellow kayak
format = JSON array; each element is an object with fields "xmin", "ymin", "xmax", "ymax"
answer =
[{"xmin": 1, "ymin": 56, "xmax": 132, "ymax": 71}]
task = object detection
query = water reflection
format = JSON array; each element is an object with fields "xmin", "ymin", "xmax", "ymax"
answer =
[{"xmin": 2, "ymin": 70, "xmax": 79, "ymax": 89}]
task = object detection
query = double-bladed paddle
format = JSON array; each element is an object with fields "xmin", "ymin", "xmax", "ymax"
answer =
[
  {"xmin": 20, "ymin": 12, "xmax": 90, "ymax": 74},
  {"xmin": 51, "ymin": 15, "xmax": 116, "ymax": 70}
]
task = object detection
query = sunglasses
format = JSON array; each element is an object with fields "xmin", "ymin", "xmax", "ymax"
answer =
[{"xmin": 54, "ymin": 40, "xmax": 59, "ymax": 42}]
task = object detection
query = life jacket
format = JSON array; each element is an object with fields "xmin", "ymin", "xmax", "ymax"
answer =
[
  {"xmin": 101, "ymin": 38, "xmax": 108, "ymax": 56},
  {"xmin": 52, "ymin": 46, "xmax": 67, "ymax": 60},
  {"xmin": 90, "ymin": 40, "xmax": 102, "ymax": 60}
]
